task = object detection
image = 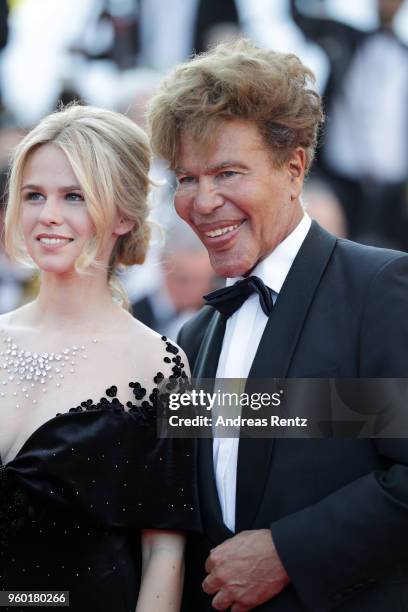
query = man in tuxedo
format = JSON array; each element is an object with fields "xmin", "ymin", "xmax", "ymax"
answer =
[{"xmin": 147, "ymin": 39, "xmax": 408, "ymax": 611}]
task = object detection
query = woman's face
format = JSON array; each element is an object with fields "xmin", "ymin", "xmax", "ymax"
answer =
[{"xmin": 21, "ymin": 143, "xmax": 99, "ymax": 276}]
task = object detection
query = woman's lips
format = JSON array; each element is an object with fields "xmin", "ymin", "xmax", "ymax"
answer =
[{"xmin": 36, "ymin": 235, "xmax": 74, "ymax": 249}]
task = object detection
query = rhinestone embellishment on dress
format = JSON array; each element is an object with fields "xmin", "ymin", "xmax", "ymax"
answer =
[{"xmin": 0, "ymin": 330, "xmax": 98, "ymax": 405}]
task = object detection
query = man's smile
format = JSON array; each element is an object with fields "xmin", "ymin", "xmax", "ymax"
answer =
[{"xmin": 204, "ymin": 220, "xmax": 245, "ymax": 238}]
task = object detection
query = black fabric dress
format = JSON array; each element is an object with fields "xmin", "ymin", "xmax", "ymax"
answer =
[{"xmin": 0, "ymin": 337, "xmax": 200, "ymax": 612}]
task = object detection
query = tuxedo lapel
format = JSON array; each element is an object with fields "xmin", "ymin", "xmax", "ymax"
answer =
[
  {"xmin": 248, "ymin": 222, "xmax": 337, "ymax": 379},
  {"xmin": 193, "ymin": 311, "xmax": 225, "ymax": 379},
  {"xmin": 235, "ymin": 222, "xmax": 337, "ymax": 532},
  {"xmin": 193, "ymin": 311, "xmax": 231, "ymax": 538}
]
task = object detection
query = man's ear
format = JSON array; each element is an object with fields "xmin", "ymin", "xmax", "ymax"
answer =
[
  {"xmin": 288, "ymin": 147, "xmax": 306, "ymax": 199},
  {"xmin": 113, "ymin": 217, "xmax": 135, "ymax": 237}
]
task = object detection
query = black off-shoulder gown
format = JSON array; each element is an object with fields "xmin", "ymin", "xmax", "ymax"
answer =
[{"xmin": 0, "ymin": 338, "xmax": 200, "ymax": 611}]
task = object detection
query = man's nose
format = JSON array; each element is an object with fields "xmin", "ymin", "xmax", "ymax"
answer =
[
  {"xmin": 38, "ymin": 197, "xmax": 64, "ymax": 225},
  {"xmin": 194, "ymin": 178, "xmax": 223, "ymax": 214}
]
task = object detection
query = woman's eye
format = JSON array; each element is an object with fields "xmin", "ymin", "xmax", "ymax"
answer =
[
  {"xmin": 65, "ymin": 192, "xmax": 84, "ymax": 201},
  {"xmin": 25, "ymin": 192, "xmax": 44, "ymax": 201}
]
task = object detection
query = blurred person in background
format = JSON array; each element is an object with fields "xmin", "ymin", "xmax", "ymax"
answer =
[
  {"xmin": 0, "ymin": 124, "xmax": 34, "ymax": 313},
  {"xmin": 0, "ymin": 0, "xmax": 9, "ymax": 112},
  {"xmin": 132, "ymin": 217, "xmax": 217, "ymax": 341},
  {"xmin": 71, "ymin": 0, "xmax": 241, "ymax": 72},
  {"xmin": 1, "ymin": 0, "xmax": 242, "ymax": 126},
  {"xmin": 0, "ymin": 0, "xmax": 8, "ymax": 58},
  {"xmin": 290, "ymin": 0, "xmax": 408, "ymax": 251},
  {"xmin": 303, "ymin": 179, "xmax": 348, "ymax": 238},
  {"xmin": 1, "ymin": 0, "xmax": 99, "ymax": 124}
]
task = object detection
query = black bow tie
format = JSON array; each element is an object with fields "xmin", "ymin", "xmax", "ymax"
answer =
[{"xmin": 203, "ymin": 276, "xmax": 273, "ymax": 319}]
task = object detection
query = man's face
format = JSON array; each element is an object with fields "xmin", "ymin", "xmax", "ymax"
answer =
[{"xmin": 174, "ymin": 119, "xmax": 305, "ymax": 278}]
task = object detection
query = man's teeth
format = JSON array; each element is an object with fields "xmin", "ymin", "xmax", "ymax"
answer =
[
  {"xmin": 205, "ymin": 223, "xmax": 240, "ymax": 238},
  {"xmin": 39, "ymin": 237, "xmax": 70, "ymax": 245}
]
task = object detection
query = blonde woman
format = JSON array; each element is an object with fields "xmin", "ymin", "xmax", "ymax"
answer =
[{"xmin": 0, "ymin": 105, "xmax": 199, "ymax": 611}]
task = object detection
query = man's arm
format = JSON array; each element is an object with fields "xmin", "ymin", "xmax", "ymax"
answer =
[
  {"xmin": 272, "ymin": 254, "xmax": 408, "ymax": 611},
  {"xmin": 360, "ymin": 253, "xmax": 408, "ymax": 377}
]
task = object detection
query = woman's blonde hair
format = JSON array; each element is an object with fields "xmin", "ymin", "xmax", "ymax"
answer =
[
  {"xmin": 148, "ymin": 39, "xmax": 324, "ymax": 172},
  {"xmin": 5, "ymin": 104, "xmax": 152, "ymax": 307}
]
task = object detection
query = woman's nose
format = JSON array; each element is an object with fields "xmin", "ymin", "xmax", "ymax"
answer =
[{"xmin": 38, "ymin": 197, "xmax": 64, "ymax": 225}]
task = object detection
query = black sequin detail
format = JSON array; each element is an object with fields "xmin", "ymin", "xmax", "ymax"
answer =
[
  {"xmin": 64, "ymin": 336, "xmax": 188, "ymax": 426},
  {"xmin": 130, "ymin": 382, "xmax": 147, "ymax": 401},
  {"xmin": 86, "ymin": 403, "xmax": 99, "ymax": 411},
  {"xmin": 165, "ymin": 342, "xmax": 179, "ymax": 355}
]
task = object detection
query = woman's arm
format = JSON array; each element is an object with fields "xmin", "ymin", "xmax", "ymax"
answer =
[{"xmin": 136, "ymin": 529, "xmax": 186, "ymax": 612}]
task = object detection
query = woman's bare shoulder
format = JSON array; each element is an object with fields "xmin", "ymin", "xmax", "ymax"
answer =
[{"xmin": 122, "ymin": 315, "xmax": 190, "ymax": 375}]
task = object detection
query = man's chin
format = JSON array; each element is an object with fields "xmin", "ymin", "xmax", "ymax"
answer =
[{"xmin": 209, "ymin": 254, "xmax": 257, "ymax": 279}]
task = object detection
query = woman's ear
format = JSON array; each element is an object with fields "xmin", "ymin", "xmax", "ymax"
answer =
[{"xmin": 113, "ymin": 217, "xmax": 135, "ymax": 237}]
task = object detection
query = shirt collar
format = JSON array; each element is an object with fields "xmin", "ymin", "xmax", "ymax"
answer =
[{"xmin": 226, "ymin": 214, "xmax": 312, "ymax": 294}]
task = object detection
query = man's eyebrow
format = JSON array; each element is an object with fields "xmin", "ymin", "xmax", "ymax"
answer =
[
  {"xmin": 174, "ymin": 161, "xmax": 249, "ymax": 174},
  {"xmin": 207, "ymin": 161, "xmax": 249, "ymax": 173}
]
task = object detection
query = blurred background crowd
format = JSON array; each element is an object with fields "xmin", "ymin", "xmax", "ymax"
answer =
[{"xmin": 0, "ymin": 0, "xmax": 407, "ymax": 340}]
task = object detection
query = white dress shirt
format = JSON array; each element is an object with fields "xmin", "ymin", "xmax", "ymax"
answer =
[{"xmin": 213, "ymin": 214, "xmax": 312, "ymax": 532}]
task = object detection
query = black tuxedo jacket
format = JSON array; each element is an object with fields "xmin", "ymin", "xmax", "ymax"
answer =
[{"xmin": 179, "ymin": 223, "xmax": 408, "ymax": 611}]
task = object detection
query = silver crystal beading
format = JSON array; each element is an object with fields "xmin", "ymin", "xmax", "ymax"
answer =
[
  {"xmin": 1, "ymin": 337, "xmax": 87, "ymax": 383},
  {"xmin": 0, "ymin": 332, "xmax": 98, "ymax": 405}
]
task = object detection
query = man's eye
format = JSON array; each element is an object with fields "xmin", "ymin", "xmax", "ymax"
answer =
[
  {"xmin": 65, "ymin": 192, "xmax": 84, "ymax": 201},
  {"xmin": 177, "ymin": 176, "xmax": 195, "ymax": 185},
  {"xmin": 218, "ymin": 171, "xmax": 238, "ymax": 179}
]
